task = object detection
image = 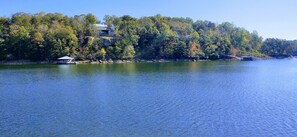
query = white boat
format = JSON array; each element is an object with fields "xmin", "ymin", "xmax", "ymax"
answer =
[{"xmin": 57, "ymin": 56, "xmax": 77, "ymax": 64}]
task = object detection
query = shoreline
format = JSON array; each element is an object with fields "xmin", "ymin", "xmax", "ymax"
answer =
[
  {"xmin": 0, "ymin": 56, "xmax": 292, "ymax": 65},
  {"xmin": 0, "ymin": 59, "xmax": 207, "ymax": 65}
]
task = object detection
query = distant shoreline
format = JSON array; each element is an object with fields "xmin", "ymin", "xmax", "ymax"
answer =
[
  {"xmin": 0, "ymin": 59, "xmax": 205, "ymax": 65},
  {"xmin": 0, "ymin": 56, "xmax": 287, "ymax": 65}
]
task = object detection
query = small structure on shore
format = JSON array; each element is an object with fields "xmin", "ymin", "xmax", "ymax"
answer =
[{"xmin": 57, "ymin": 56, "xmax": 76, "ymax": 64}]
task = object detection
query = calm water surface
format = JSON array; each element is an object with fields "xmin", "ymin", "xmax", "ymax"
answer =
[{"xmin": 1, "ymin": 59, "xmax": 297, "ymax": 136}]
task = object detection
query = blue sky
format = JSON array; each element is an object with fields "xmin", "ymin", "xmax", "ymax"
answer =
[{"xmin": 1, "ymin": 0, "xmax": 296, "ymax": 40}]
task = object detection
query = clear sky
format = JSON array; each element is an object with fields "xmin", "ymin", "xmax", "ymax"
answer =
[{"xmin": 1, "ymin": 0, "xmax": 296, "ymax": 40}]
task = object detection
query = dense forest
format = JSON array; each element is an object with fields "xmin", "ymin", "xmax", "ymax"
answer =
[{"xmin": 0, "ymin": 12, "xmax": 296, "ymax": 61}]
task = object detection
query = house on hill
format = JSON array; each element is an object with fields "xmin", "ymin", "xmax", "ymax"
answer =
[
  {"xmin": 95, "ymin": 23, "xmax": 118, "ymax": 46},
  {"xmin": 95, "ymin": 24, "xmax": 114, "ymax": 36}
]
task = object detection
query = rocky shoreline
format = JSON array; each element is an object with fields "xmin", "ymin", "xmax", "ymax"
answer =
[
  {"xmin": 0, "ymin": 60, "xmax": 53, "ymax": 65},
  {"xmin": 0, "ymin": 56, "xmax": 286, "ymax": 65},
  {"xmin": 88, "ymin": 59, "xmax": 210, "ymax": 64},
  {"xmin": 0, "ymin": 59, "xmax": 208, "ymax": 65}
]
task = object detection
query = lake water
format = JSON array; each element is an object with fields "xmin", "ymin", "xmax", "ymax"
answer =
[{"xmin": 1, "ymin": 59, "xmax": 297, "ymax": 136}]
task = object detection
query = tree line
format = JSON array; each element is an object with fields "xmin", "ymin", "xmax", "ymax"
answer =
[{"xmin": 0, "ymin": 12, "xmax": 296, "ymax": 61}]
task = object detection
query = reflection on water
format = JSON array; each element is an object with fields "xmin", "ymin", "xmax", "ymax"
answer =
[
  {"xmin": 59, "ymin": 61, "xmax": 242, "ymax": 75},
  {"xmin": 1, "ymin": 60, "xmax": 297, "ymax": 136}
]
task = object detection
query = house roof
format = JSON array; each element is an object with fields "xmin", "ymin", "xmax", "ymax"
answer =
[
  {"xmin": 95, "ymin": 24, "xmax": 107, "ymax": 27},
  {"xmin": 95, "ymin": 24, "xmax": 108, "ymax": 30},
  {"xmin": 58, "ymin": 56, "xmax": 74, "ymax": 60}
]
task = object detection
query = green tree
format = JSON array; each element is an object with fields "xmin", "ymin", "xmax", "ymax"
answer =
[
  {"xmin": 137, "ymin": 24, "xmax": 160, "ymax": 59},
  {"xmin": 29, "ymin": 32, "xmax": 45, "ymax": 60},
  {"xmin": 45, "ymin": 22, "xmax": 78, "ymax": 60},
  {"xmin": 97, "ymin": 48, "xmax": 106, "ymax": 60},
  {"xmin": 174, "ymin": 41, "xmax": 187, "ymax": 58},
  {"xmin": 261, "ymin": 38, "xmax": 294, "ymax": 57},
  {"xmin": 0, "ymin": 18, "xmax": 8, "ymax": 60},
  {"xmin": 157, "ymin": 23, "xmax": 177, "ymax": 58},
  {"xmin": 8, "ymin": 24, "xmax": 30, "ymax": 59},
  {"xmin": 0, "ymin": 38, "xmax": 6, "ymax": 60},
  {"xmin": 122, "ymin": 45, "xmax": 135, "ymax": 59},
  {"xmin": 205, "ymin": 45, "xmax": 219, "ymax": 59},
  {"xmin": 85, "ymin": 14, "xmax": 99, "ymax": 24}
]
